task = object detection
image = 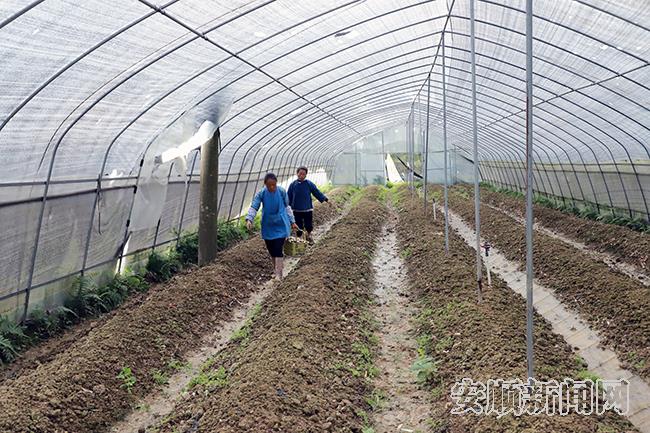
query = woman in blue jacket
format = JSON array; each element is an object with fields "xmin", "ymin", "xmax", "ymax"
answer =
[
  {"xmin": 287, "ymin": 166, "xmax": 328, "ymax": 244},
  {"xmin": 245, "ymin": 173, "xmax": 298, "ymax": 280}
]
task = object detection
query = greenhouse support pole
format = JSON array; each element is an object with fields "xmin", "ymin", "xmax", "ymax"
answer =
[
  {"xmin": 442, "ymin": 32, "xmax": 450, "ymax": 255},
  {"xmin": 381, "ymin": 131, "xmax": 387, "ymax": 182},
  {"xmin": 423, "ymin": 74, "xmax": 431, "ymax": 213},
  {"xmin": 177, "ymin": 150, "xmax": 199, "ymax": 241},
  {"xmin": 525, "ymin": 0, "xmax": 535, "ymax": 382},
  {"xmin": 198, "ymin": 128, "xmax": 220, "ymax": 266},
  {"xmin": 470, "ymin": 0, "xmax": 482, "ymax": 303}
]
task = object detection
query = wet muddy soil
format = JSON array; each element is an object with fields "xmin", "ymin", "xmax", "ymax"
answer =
[
  {"xmin": 370, "ymin": 210, "xmax": 431, "ymax": 432},
  {"xmin": 150, "ymin": 187, "xmax": 387, "ymax": 433},
  {"xmin": 0, "ymin": 188, "xmax": 355, "ymax": 433},
  {"xmin": 393, "ymin": 185, "xmax": 636, "ymax": 433},
  {"xmin": 474, "ymin": 185, "xmax": 650, "ymax": 273},
  {"xmin": 442, "ymin": 186, "xmax": 650, "ymax": 382}
]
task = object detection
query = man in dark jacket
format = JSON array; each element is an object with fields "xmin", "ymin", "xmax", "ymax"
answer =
[{"xmin": 287, "ymin": 166, "xmax": 328, "ymax": 244}]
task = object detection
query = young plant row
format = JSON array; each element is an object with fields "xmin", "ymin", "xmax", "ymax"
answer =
[
  {"xmin": 473, "ymin": 183, "xmax": 650, "ymax": 272},
  {"xmin": 0, "ymin": 187, "xmax": 355, "ymax": 432},
  {"xmin": 391, "ymin": 185, "xmax": 635, "ymax": 432},
  {"xmin": 0, "ymin": 186, "xmax": 352, "ymax": 366},
  {"xmin": 480, "ymin": 182, "xmax": 650, "ymax": 233},
  {"xmin": 445, "ymin": 186, "xmax": 650, "ymax": 381},
  {"xmin": 0, "ymin": 219, "xmax": 252, "ymax": 366},
  {"xmin": 152, "ymin": 187, "xmax": 387, "ymax": 433}
]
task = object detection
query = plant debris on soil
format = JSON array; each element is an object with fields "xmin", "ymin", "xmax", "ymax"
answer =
[
  {"xmin": 442, "ymin": 185, "xmax": 650, "ymax": 382},
  {"xmin": 392, "ymin": 185, "xmax": 636, "ymax": 432},
  {"xmin": 475, "ymin": 184, "xmax": 650, "ymax": 272},
  {"xmin": 151, "ymin": 187, "xmax": 387, "ymax": 433},
  {"xmin": 0, "ymin": 188, "xmax": 355, "ymax": 433}
]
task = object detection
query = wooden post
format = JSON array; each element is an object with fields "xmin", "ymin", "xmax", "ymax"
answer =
[{"xmin": 198, "ymin": 128, "xmax": 220, "ymax": 266}]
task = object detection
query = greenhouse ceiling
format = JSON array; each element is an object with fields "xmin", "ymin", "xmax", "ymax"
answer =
[{"xmin": 1, "ymin": 0, "xmax": 648, "ymax": 186}]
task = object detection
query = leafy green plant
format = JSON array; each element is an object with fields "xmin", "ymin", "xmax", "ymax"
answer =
[
  {"xmin": 0, "ymin": 335, "xmax": 19, "ymax": 363},
  {"xmin": 186, "ymin": 366, "xmax": 228, "ymax": 391},
  {"xmin": 365, "ymin": 389, "xmax": 386, "ymax": 411},
  {"xmin": 411, "ymin": 355, "xmax": 438, "ymax": 384},
  {"xmin": 65, "ymin": 276, "xmax": 107, "ymax": 317},
  {"xmin": 146, "ymin": 251, "xmax": 182, "ymax": 283},
  {"xmin": 0, "ymin": 314, "xmax": 30, "ymax": 349},
  {"xmin": 117, "ymin": 366, "xmax": 137, "ymax": 394},
  {"xmin": 151, "ymin": 368, "xmax": 169, "ymax": 386},
  {"xmin": 175, "ymin": 231, "xmax": 198, "ymax": 264},
  {"xmin": 25, "ymin": 306, "xmax": 76, "ymax": 339},
  {"xmin": 167, "ymin": 358, "xmax": 192, "ymax": 372}
]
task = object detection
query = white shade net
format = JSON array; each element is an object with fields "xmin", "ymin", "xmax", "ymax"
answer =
[{"xmin": 0, "ymin": 0, "xmax": 648, "ymax": 315}]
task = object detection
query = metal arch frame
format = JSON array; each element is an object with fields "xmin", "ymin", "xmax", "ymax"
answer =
[
  {"xmin": 16, "ymin": 0, "xmax": 283, "ymax": 318},
  {"xmin": 228, "ymin": 74, "xmax": 556, "ymax": 216},
  {"xmin": 256, "ymin": 71, "xmax": 564, "ymax": 201},
  {"xmin": 99, "ymin": 15, "xmax": 451, "ymax": 225},
  {"xmin": 6, "ymin": 0, "xmax": 648, "ymax": 186},
  {"xmin": 233, "ymin": 67, "xmax": 588, "ymax": 218},
  {"xmin": 214, "ymin": 33, "xmax": 643, "ymax": 216},
  {"xmin": 436, "ymin": 45, "xmax": 635, "ymax": 213},
  {"xmin": 17, "ymin": 0, "xmax": 401, "ymax": 314},
  {"xmin": 102, "ymin": 15, "xmax": 644, "ymax": 224},
  {"xmin": 0, "ymin": 1, "xmax": 44, "ymax": 30},
  {"xmin": 0, "ymin": 0, "xmax": 189, "ymax": 134},
  {"xmin": 4, "ymin": 1, "xmax": 650, "ymax": 310},
  {"xmin": 214, "ymin": 43, "xmax": 444, "ymax": 205},
  {"xmin": 482, "ymin": 0, "xmax": 649, "ymax": 66},
  {"xmin": 447, "ymin": 13, "xmax": 650, "ymax": 215}
]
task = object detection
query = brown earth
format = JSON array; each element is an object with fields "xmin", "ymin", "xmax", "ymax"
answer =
[
  {"xmin": 393, "ymin": 185, "xmax": 637, "ymax": 432},
  {"xmin": 442, "ymin": 186, "xmax": 650, "ymax": 382},
  {"xmin": 152, "ymin": 187, "xmax": 387, "ymax": 433},
  {"xmin": 0, "ymin": 187, "xmax": 354, "ymax": 385},
  {"xmin": 0, "ymin": 188, "xmax": 354, "ymax": 433},
  {"xmin": 472, "ymin": 184, "xmax": 650, "ymax": 272}
]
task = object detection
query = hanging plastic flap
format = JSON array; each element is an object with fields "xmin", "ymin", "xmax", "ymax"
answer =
[
  {"xmin": 129, "ymin": 158, "xmax": 170, "ymax": 232},
  {"xmin": 130, "ymin": 95, "xmax": 232, "ymax": 232}
]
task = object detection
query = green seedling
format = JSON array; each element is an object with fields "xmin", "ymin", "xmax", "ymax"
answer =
[
  {"xmin": 151, "ymin": 369, "xmax": 169, "ymax": 386},
  {"xmin": 186, "ymin": 366, "xmax": 228, "ymax": 391},
  {"xmin": 118, "ymin": 367, "xmax": 137, "ymax": 394}
]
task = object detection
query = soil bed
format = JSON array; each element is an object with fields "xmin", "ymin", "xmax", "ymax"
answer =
[
  {"xmin": 442, "ymin": 186, "xmax": 650, "ymax": 381},
  {"xmin": 151, "ymin": 187, "xmax": 387, "ymax": 433},
  {"xmin": 472, "ymin": 184, "xmax": 650, "ymax": 272},
  {"xmin": 0, "ymin": 188, "xmax": 353, "ymax": 433},
  {"xmin": 393, "ymin": 185, "xmax": 636, "ymax": 432}
]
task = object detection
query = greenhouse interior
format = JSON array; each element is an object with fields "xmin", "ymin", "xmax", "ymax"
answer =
[{"xmin": 0, "ymin": 0, "xmax": 649, "ymax": 432}]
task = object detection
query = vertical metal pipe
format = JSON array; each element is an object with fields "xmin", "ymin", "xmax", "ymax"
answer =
[
  {"xmin": 470, "ymin": 0, "xmax": 483, "ymax": 302},
  {"xmin": 198, "ymin": 129, "xmax": 221, "ymax": 266},
  {"xmin": 525, "ymin": 0, "xmax": 535, "ymax": 381},
  {"xmin": 80, "ymin": 178, "xmax": 102, "ymax": 277},
  {"xmin": 177, "ymin": 149, "xmax": 200, "ymax": 241},
  {"xmin": 442, "ymin": 32, "xmax": 450, "ymax": 255},
  {"xmin": 423, "ymin": 74, "xmax": 431, "ymax": 213},
  {"xmin": 381, "ymin": 131, "xmax": 387, "ymax": 182},
  {"xmin": 354, "ymin": 141, "xmax": 358, "ymax": 186}
]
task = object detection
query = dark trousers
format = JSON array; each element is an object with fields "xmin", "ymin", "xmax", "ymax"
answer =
[{"xmin": 294, "ymin": 211, "xmax": 313, "ymax": 237}]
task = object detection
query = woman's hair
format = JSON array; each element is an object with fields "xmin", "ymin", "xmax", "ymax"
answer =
[
  {"xmin": 264, "ymin": 172, "xmax": 278, "ymax": 183},
  {"xmin": 296, "ymin": 166, "xmax": 308, "ymax": 174}
]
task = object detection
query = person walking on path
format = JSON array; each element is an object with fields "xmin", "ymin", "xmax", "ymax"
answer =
[
  {"xmin": 246, "ymin": 173, "xmax": 298, "ymax": 280},
  {"xmin": 287, "ymin": 166, "xmax": 328, "ymax": 244}
]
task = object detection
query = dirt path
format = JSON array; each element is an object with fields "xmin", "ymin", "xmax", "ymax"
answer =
[
  {"xmin": 111, "ymin": 203, "xmax": 350, "ymax": 433},
  {"xmin": 483, "ymin": 201, "xmax": 649, "ymax": 287},
  {"xmin": 371, "ymin": 210, "xmax": 431, "ymax": 433},
  {"xmin": 447, "ymin": 208, "xmax": 650, "ymax": 433}
]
